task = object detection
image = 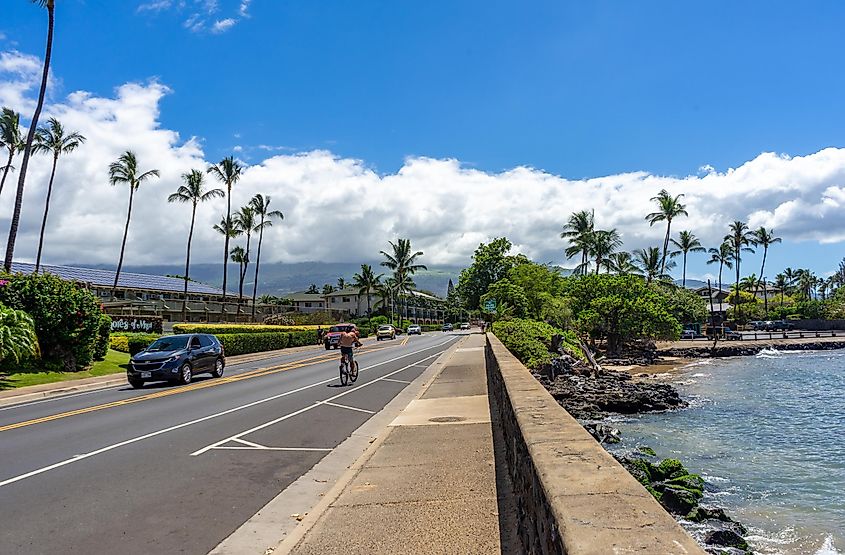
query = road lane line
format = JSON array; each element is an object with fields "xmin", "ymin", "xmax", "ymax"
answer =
[
  {"xmin": 381, "ymin": 378, "xmax": 411, "ymax": 384},
  {"xmin": 0, "ymin": 339, "xmax": 456, "ymax": 489},
  {"xmin": 320, "ymin": 401, "xmax": 376, "ymax": 414},
  {"xmin": 232, "ymin": 438, "xmax": 267, "ymax": 448},
  {"xmin": 213, "ymin": 447, "xmax": 333, "ymax": 452}
]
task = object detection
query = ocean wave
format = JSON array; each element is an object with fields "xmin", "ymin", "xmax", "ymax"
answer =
[
  {"xmin": 690, "ymin": 372, "xmax": 710, "ymax": 378},
  {"xmin": 816, "ymin": 535, "xmax": 843, "ymax": 555},
  {"xmin": 682, "ymin": 359, "xmax": 714, "ymax": 368},
  {"xmin": 757, "ymin": 347, "xmax": 782, "ymax": 359}
]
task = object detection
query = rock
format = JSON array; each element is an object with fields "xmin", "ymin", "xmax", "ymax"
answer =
[
  {"xmin": 583, "ymin": 422, "xmax": 621, "ymax": 444},
  {"xmin": 660, "ymin": 485, "xmax": 700, "ymax": 515},
  {"xmin": 655, "ymin": 458, "xmax": 688, "ymax": 480},
  {"xmin": 686, "ymin": 506, "xmax": 732, "ymax": 523},
  {"xmin": 665, "ymin": 473, "xmax": 705, "ymax": 493},
  {"xmin": 637, "ymin": 445, "xmax": 656, "ymax": 457},
  {"xmin": 704, "ymin": 529, "xmax": 749, "ymax": 551}
]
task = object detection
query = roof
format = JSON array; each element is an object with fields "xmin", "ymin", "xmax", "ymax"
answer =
[
  {"xmin": 324, "ymin": 287, "xmax": 363, "ymax": 297},
  {"xmin": 9, "ymin": 262, "xmax": 225, "ymax": 296},
  {"xmin": 286, "ymin": 292, "xmax": 326, "ymax": 302}
]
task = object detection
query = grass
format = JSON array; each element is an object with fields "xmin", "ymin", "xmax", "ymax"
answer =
[{"xmin": 0, "ymin": 349, "xmax": 130, "ymax": 390}]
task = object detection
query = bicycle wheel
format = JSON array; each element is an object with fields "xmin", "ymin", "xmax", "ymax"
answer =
[
  {"xmin": 349, "ymin": 360, "xmax": 359, "ymax": 383},
  {"xmin": 339, "ymin": 360, "xmax": 349, "ymax": 386}
]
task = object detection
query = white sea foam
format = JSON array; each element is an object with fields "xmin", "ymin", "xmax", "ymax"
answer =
[
  {"xmin": 815, "ymin": 535, "xmax": 843, "ymax": 555},
  {"xmin": 756, "ymin": 347, "xmax": 782, "ymax": 359},
  {"xmin": 690, "ymin": 372, "xmax": 710, "ymax": 378}
]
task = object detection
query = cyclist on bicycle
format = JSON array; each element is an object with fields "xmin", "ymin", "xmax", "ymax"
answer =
[{"xmin": 338, "ymin": 326, "xmax": 361, "ymax": 369}]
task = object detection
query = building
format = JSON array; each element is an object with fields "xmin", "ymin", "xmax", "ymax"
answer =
[
  {"xmin": 9, "ymin": 262, "xmax": 287, "ymax": 324},
  {"xmin": 693, "ymin": 286, "xmax": 732, "ymax": 325},
  {"xmin": 288, "ymin": 286, "xmax": 446, "ymax": 322},
  {"xmin": 286, "ymin": 292, "xmax": 328, "ymax": 313}
]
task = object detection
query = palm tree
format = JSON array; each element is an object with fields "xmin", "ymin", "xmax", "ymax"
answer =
[
  {"xmin": 213, "ymin": 215, "xmax": 242, "ymax": 316},
  {"xmin": 0, "ymin": 108, "xmax": 23, "ymax": 200},
  {"xmin": 168, "ymin": 170, "xmax": 224, "ymax": 321},
  {"xmin": 4, "ymin": 0, "xmax": 55, "ymax": 272},
  {"xmin": 605, "ymin": 252, "xmax": 640, "ymax": 275},
  {"xmin": 589, "ymin": 229, "xmax": 622, "ymax": 274},
  {"xmin": 230, "ymin": 246, "xmax": 248, "ymax": 305},
  {"xmin": 30, "ymin": 118, "xmax": 86, "ymax": 271},
  {"xmin": 561, "ymin": 209, "xmax": 595, "ymax": 275},
  {"xmin": 750, "ymin": 227, "xmax": 781, "ymax": 310},
  {"xmin": 233, "ymin": 206, "xmax": 257, "ymax": 315},
  {"xmin": 337, "ymin": 277, "xmax": 346, "ymax": 290},
  {"xmin": 207, "ymin": 156, "xmax": 243, "ymax": 302},
  {"xmin": 634, "ymin": 246, "xmax": 676, "ymax": 284},
  {"xmin": 108, "ymin": 151, "xmax": 160, "ymax": 300},
  {"xmin": 740, "ymin": 274, "xmax": 759, "ymax": 292},
  {"xmin": 774, "ymin": 273, "xmax": 788, "ymax": 308},
  {"xmin": 248, "ymin": 194, "xmax": 283, "ymax": 320},
  {"xmin": 669, "ymin": 230, "xmax": 705, "ymax": 287},
  {"xmin": 724, "ymin": 221, "xmax": 756, "ymax": 319},
  {"xmin": 796, "ymin": 269, "xmax": 816, "ymax": 300},
  {"xmin": 380, "ymin": 238, "xmax": 427, "ymax": 322},
  {"xmin": 306, "ymin": 284, "xmax": 319, "ymax": 294},
  {"xmin": 645, "ymin": 189, "xmax": 688, "ymax": 276},
  {"xmin": 706, "ymin": 242, "xmax": 734, "ymax": 291},
  {"xmin": 352, "ymin": 264, "xmax": 382, "ymax": 316}
]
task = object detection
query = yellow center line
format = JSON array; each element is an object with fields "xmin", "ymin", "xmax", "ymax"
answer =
[{"xmin": 0, "ymin": 343, "xmax": 390, "ymax": 433}]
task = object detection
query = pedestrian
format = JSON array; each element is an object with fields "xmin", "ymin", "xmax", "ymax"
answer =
[{"xmin": 317, "ymin": 326, "xmax": 323, "ymax": 345}]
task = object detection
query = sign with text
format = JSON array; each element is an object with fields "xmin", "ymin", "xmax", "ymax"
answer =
[
  {"xmin": 483, "ymin": 299, "xmax": 496, "ymax": 312},
  {"xmin": 110, "ymin": 316, "xmax": 163, "ymax": 334}
]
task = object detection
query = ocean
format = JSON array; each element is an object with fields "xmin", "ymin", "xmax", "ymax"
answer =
[{"xmin": 608, "ymin": 349, "xmax": 845, "ymax": 554}]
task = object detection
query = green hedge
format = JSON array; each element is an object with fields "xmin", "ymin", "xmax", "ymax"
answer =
[
  {"xmin": 492, "ymin": 318, "xmax": 584, "ymax": 369},
  {"xmin": 216, "ymin": 329, "xmax": 319, "ymax": 356},
  {"xmin": 110, "ymin": 333, "xmax": 161, "ymax": 355},
  {"xmin": 173, "ymin": 324, "xmax": 318, "ymax": 334}
]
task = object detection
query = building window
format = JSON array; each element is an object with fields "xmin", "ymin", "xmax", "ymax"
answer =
[
  {"xmin": 343, "ymin": 297, "xmax": 350, "ymax": 303},
  {"xmin": 305, "ymin": 302, "xmax": 312, "ymax": 308}
]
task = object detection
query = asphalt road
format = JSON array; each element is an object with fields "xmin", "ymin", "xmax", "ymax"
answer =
[{"xmin": 0, "ymin": 332, "xmax": 461, "ymax": 555}]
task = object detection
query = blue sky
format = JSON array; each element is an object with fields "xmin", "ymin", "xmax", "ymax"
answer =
[{"xmin": 1, "ymin": 1, "xmax": 844, "ymax": 281}]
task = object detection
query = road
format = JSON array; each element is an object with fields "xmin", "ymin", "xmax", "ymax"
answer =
[{"xmin": 0, "ymin": 332, "xmax": 461, "ymax": 554}]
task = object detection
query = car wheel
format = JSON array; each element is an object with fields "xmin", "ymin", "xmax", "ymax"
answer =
[
  {"xmin": 128, "ymin": 377, "xmax": 144, "ymax": 389},
  {"xmin": 211, "ymin": 357, "xmax": 224, "ymax": 378},
  {"xmin": 178, "ymin": 362, "xmax": 193, "ymax": 385},
  {"xmin": 325, "ymin": 343, "xmax": 330, "ymax": 350}
]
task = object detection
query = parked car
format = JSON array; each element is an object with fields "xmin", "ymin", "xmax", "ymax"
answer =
[
  {"xmin": 723, "ymin": 327, "xmax": 742, "ymax": 340},
  {"xmin": 407, "ymin": 324, "xmax": 422, "ymax": 335},
  {"xmin": 376, "ymin": 324, "xmax": 396, "ymax": 340},
  {"xmin": 680, "ymin": 329, "xmax": 698, "ymax": 340},
  {"xmin": 459, "ymin": 322, "xmax": 470, "ymax": 330},
  {"xmin": 442, "ymin": 323, "xmax": 454, "ymax": 331},
  {"xmin": 128, "ymin": 333, "xmax": 224, "ymax": 388},
  {"xmin": 324, "ymin": 324, "xmax": 357, "ymax": 350},
  {"xmin": 749, "ymin": 321, "xmax": 766, "ymax": 331},
  {"xmin": 772, "ymin": 320, "xmax": 795, "ymax": 331}
]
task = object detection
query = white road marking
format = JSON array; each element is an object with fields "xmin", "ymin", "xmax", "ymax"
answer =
[
  {"xmin": 320, "ymin": 401, "xmax": 376, "ymax": 414},
  {"xmin": 213, "ymin": 446, "xmax": 333, "ymax": 452},
  {"xmin": 381, "ymin": 378, "xmax": 411, "ymax": 384},
  {"xmin": 0, "ymin": 338, "xmax": 456, "ymax": 489},
  {"xmin": 232, "ymin": 437, "xmax": 266, "ymax": 448}
]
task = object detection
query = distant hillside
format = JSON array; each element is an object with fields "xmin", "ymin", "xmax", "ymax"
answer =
[
  {"xmin": 674, "ymin": 279, "xmax": 707, "ymax": 289},
  {"xmin": 77, "ymin": 261, "xmax": 463, "ymax": 298}
]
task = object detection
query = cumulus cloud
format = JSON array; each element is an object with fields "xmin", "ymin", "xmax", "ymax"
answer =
[{"xmin": 1, "ymin": 51, "xmax": 844, "ymax": 278}]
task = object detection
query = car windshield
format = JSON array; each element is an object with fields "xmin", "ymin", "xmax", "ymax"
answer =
[
  {"xmin": 378, "ymin": 325, "xmax": 391, "ymax": 330},
  {"xmin": 146, "ymin": 336, "xmax": 189, "ymax": 352}
]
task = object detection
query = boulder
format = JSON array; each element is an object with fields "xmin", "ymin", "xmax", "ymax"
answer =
[
  {"xmin": 660, "ymin": 485, "xmax": 700, "ymax": 515},
  {"xmin": 704, "ymin": 529, "xmax": 749, "ymax": 551}
]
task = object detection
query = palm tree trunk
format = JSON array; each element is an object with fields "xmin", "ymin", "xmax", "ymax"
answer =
[
  {"xmin": 735, "ymin": 251, "xmax": 741, "ymax": 321},
  {"xmin": 659, "ymin": 220, "xmax": 671, "ymax": 275},
  {"xmin": 35, "ymin": 154, "xmax": 58, "ymax": 272},
  {"xmin": 4, "ymin": 4, "xmax": 53, "ymax": 272},
  {"xmin": 682, "ymin": 251, "xmax": 687, "ymax": 287},
  {"xmin": 753, "ymin": 247, "xmax": 767, "ymax": 299},
  {"xmin": 221, "ymin": 185, "xmax": 231, "ymax": 316},
  {"xmin": 112, "ymin": 186, "xmax": 135, "ymax": 300},
  {"xmin": 0, "ymin": 150, "xmax": 13, "ymax": 198},
  {"xmin": 241, "ymin": 231, "xmax": 251, "ymax": 316},
  {"xmin": 182, "ymin": 202, "xmax": 197, "ymax": 322},
  {"xmin": 251, "ymin": 223, "xmax": 265, "ymax": 322}
]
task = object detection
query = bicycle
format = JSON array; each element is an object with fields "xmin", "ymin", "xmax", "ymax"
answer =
[{"xmin": 339, "ymin": 352, "xmax": 359, "ymax": 386}]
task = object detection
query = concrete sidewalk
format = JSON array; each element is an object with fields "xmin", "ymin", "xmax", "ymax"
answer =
[{"xmin": 284, "ymin": 332, "xmax": 517, "ymax": 554}]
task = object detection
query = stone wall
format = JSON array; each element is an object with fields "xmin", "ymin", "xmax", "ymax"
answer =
[{"xmin": 486, "ymin": 334, "xmax": 705, "ymax": 554}]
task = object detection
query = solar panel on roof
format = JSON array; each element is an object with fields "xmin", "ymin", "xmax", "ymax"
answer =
[{"xmin": 9, "ymin": 262, "xmax": 226, "ymax": 295}]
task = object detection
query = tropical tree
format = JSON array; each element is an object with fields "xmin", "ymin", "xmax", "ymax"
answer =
[
  {"xmin": 0, "ymin": 108, "xmax": 23, "ymax": 200},
  {"xmin": 337, "ymin": 277, "xmax": 346, "ymax": 290},
  {"xmin": 3, "ymin": 0, "xmax": 55, "ymax": 272},
  {"xmin": 750, "ymin": 227, "xmax": 781, "ymax": 312},
  {"xmin": 740, "ymin": 274, "xmax": 759, "ymax": 292},
  {"xmin": 724, "ymin": 221, "xmax": 755, "ymax": 318},
  {"xmin": 0, "ymin": 303, "xmax": 40, "ymax": 364},
  {"xmin": 108, "ymin": 151, "xmax": 160, "ymax": 300},
  {"xmin": 168, "ymin": 170, "xmax": 224, "ymax": 321},
  {"xmin": 774, "ymin": 273, "xmax": 789, "ymax": 308},
  {"xmin": 207, "ymin": 156, "xmax": 243, "ymax": 302},
  {"xmin": 322, "ymin": 284, "xmax": 335, "ymax": 295},
  {"xmin": 213, "ymin": 215, "xmax": 242, "ymax": 315},
  {"xmin": 669, "ymin": 230, "xmax": 705, "ymax": 287},
  {"xmin": 30, "ymin": 118, "xmax": 86, "ymax": 271},
  {"xmin": 634, "ymin": 246, "xmax": 676, "ymax": 284},
  {"xmin": 589, "ymin": 229, "xmax": 622, "ymax": 274},
  {"xmin": 645, "ymin": 189, "xmax": 688, "ymax": 276},
  {"xmin": 248, "ymin": 194, "xmax": 283, "ymax": 320},
  {"xmin": 604, "ymin": 252, "xmax": 640, "ymax": 275},
  {"xmin": 352, "ymin": 263, "xmax": 382, "ymax": 316},
  {"xmin": 561, "ymin": 209, "xmax": 595, "ymax": 275},
  {"xmin": 230, "ymin": 246, "xmax": 248, "ymax": 305},
  {"xmin": 233, "ymin": 206, "xmax": 256, "ymax": 314},
  {"xmin": 380, "ymin": 238, "xmax": 427, "ymax": 322},
  {"xmin": 706, "ymin": 242, "xmax": 734, "ymax": 291},
  {"xmin": 306, "ymin": 284, "xmax": 319, "ymax": 294}
]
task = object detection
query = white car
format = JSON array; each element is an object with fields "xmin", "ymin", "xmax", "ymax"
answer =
[
  {"xmin": 459, "ymin": 323, "xmax": 470, "ymax": 330},
  {"xmin": 407, "ymin": 324, "xmax": 422, "ymax": 335}
]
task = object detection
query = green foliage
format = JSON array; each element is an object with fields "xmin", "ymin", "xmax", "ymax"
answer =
[
  {"xmin": 481, "ymin": 279, "xmax": 530, "ymax": 318},
  {"xmin": 654, "ymin": 284, "xmax": 708, "ymax": 325},
  {"xmin": 109, "ymin": 333, "xmax": 160, "ymax": 355},
  {"xmin": 93, "ymin": 313, "xmax": 112, "ymax": 360},
  {"xmin": 563, "ymin": 274, "xmax": 681, "ymax": 353},
  {"xmin": 507, "ymin": 263, "xmax": 566, "ymax": 316},
  {"xmin": 369, "ymin": 315, "xmax": 389, "ymax": 326},
  {"xmin": 172, "ymin": 323, "xmax": 318, "ymax": 334},
  {"xmin": 215, "ymin": 330, "xmax": 318, "ymax": 356},
  {"xmin": 0, "ymin": 272, "xmax": 105, "ymax": 371},
  {"xmin": 795, "ymin": 299, "xmax": 826, "ymax": 320},
  {"xmin": 0, "ymin": 303, "xmax": 40, "ymax": 365},
  {"xmin": 492, "ymin": 318, "xmax": 584, "ymax": 369},
  {"xmin": 457, "ymin": 238, "xmax": 529, "ymax": 310}
]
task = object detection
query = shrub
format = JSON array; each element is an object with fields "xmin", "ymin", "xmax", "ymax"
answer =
[
  {"xmin": 110, "ymin": 333, "xmax": 160, "ymax": 355},
  {"xmin": 93, "ymin": 314, "xmax": 112, "ymax": 360},
  {"xmin": 215, "ymin": 329, "xmax": 320, "ymax": 356},
  {"xmin": 492, "ymin": 318, "xmax": 584, "ymax": 369},
  {"xmin": 0, "ymin": 303, "xmax": 40, "ymax": 365},
  {"xmin": 172, "ymin": 323, "xmax": 319, "ymax": 334},
  {"xmin": 0, "ymin": 272, "xmax": 105, "ymax": 371},
  {"xmin": 262, "ymin": 314, "xmax": 296, "ymax": 325},
  {"xmin": 369, "ymin": 315, "xmax": 388, "ymax": 327}
]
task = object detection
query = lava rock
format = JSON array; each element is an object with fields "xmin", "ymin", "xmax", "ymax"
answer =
[
  {"xmin": 660, "ymin": 485, "xmax": 701, "ymax": 515},
  {"xmin": 704, "ymin": 529, "xmax": 749, "ymax": 551}
]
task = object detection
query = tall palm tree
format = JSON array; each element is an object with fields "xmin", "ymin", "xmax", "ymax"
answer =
[
  {"xmin": 740, "ymin": 274, "xmax": 759, "ymax": 292},
  {"xmin": 4, "ymin": 0, "xmax": 55, "ymax": 272},
  {"xmin": 669, "ymin": 230, "xmax": 705, "ymax": 287},
  {"xmin": 589, "ymin": 229, "xmax": 622, "ymax": 274},
  {"xmin": 108, "ymin": 151, "xmax": 160, "ymax": 300},
  {"xmin": 645, "ymin": 189, "xmax": 688, "ymax": 276},
  {"xmin": 782, "ymin": 267, "xmax": 799, "ymax": 296},
  {"xmin": 31, "ymin": 118, "xmax": 86, "ymax": 271},
  {"xmin": 774, "ymin": 273, "xmax": 788, "ymax": 308},
  {"xmin": 561, "ymin": 209, "xmax": 595, "ymax": 275},
  {"xmin": 724, "ymin": 221, "xmax": 755, "ymax": 319},
  {"xmin": 0, "ymin": 108, "xmax": 23, "ymax": 200},
  {"xmin": 634, "ymin": 246, "xmax": 676, "ymax": 284},
  {"xmin": 233, "ymin": 206, "xmax": 257, "ymax": 314},
  {"xmin": 352, "ymin": 264, "xmax": 382, "ymax": 316},
  {"xmin": 207, "ymin": 156, "xmax": 242, "ymax": 302},
  {"xmin": 168, "ymin": 170, "xmax": 224, "ymax": 321},
  {"xmin": 380, "ymin": 239, "xmax": 427, "ymax": 323},
  {"xmin": 604, "ymin": 252, "xmax": 641, "ymax": 275},
  {"xmin": 248, "ymin": 194, "xmax": 283, "ymax": 320},
  {"xmin": 213, "ymin": 215, "xmax": 242, "ymax": 316},
  {"xmin": 337, "ymin": 277, "xmax": 346, "ymax": 290},
  {"xmin": 706, "ymin": 242, "xmax": 734, "ymax": 292},
  {"xmin": 750, "ymin": 227, "xmax": 781, "ymax": 308},
  {"xmin": 230, "ymin": 246, "xmax": 248, "ymax": 306}
]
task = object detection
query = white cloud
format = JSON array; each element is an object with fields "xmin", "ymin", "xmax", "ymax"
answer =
[
  {"xmin": 137, "ymin": 0, "xmax": 175, "ymax": 12},
  {"xmin": 211, "ymin": 18, "xmax": 237, "ymax": 33},
  {"xmin": 239, "ymin": 0, "xmax": 251, "ymax": 17},
  {"xmin": 138, "ymin": 0, "xmax": 247, "ymax": 34},
  {"xmin": 2, "ymin": 52, "xmax": 845, "ymax": 277}
]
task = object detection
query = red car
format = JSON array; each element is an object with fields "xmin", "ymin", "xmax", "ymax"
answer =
[{"xmin": 324, "ymin": 324, "xmax": 357, "ymax": 350}]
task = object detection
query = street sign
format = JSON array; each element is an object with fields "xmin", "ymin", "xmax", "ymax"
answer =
[{"xmin": 483, "ymin": 299, "xmax": 496, "ymax": 312}]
